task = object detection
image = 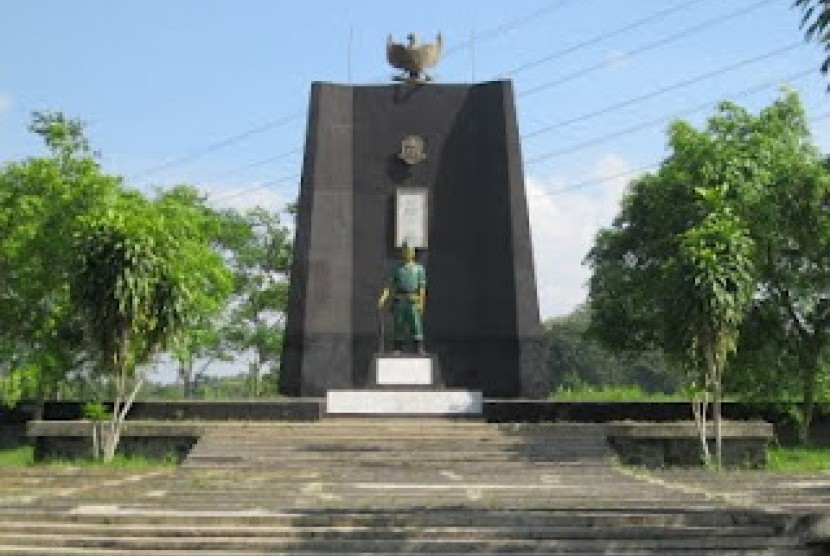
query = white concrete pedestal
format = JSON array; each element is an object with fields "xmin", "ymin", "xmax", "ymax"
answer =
[
  {"xmin": 375, "ymin": 356, "xmax": 433, "ymax": 386},
  {"xmin": 325, "ymin": 389, "xmax": 483, "ymax": 415},
  {"xmin": 326, "ymin": 353, "xmax": 481, "ymax": 416}
]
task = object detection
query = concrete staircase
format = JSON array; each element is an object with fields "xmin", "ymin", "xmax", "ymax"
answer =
[{"xmin": 0, "ymin": 419, "xmax": 822, "ymax": 554}]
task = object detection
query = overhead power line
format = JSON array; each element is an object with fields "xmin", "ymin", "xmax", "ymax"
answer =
[
  {"xmin": 526, "ymin": 163, "xmax": 658, "ymax": 199},
  {"xmin": 260, "ymin": 173, "xmax": 301, "ymax": 189},
  {"xmin": 523, "ymin": 66, "xmax": 815, "ymax": 166},
  {"xmin": 499, "ymin": 0, "xmax": 712, "ymax": 78},
  {"xmin": 146, "ymin": 0, "xmax": 786, "ymax": 205},
  {"xmin": 531, "ymin": 111, "xmax": 830, "ymax": 199},
  {"xmin": 206, "ymin": 173, "xmax": 300, "ymax": 205},
  {"xmin": 206, "ymin": 11, "xmax": 760, "ymax": 191},
  {"xmin": 210, "ymin": 68, "xmax": 817, "ymax": 206},
  {"xmin": 134, "ymin": 2, "xmax": 573, "ymax": 183},
  {"xmin": 131, "ymin": 113, "xmax": 303, "ymax": 181},
  {"xmin": 207, "ymin": 148, "xmax": 302, "ymax": 181},
  {"xmin": 521, "ymin": 41, "xmax": 804, "ymax": 141},
  {"xmin": 517, "ymin": 0, "xmax": 780, "ymax": 98},
  {"xmin": 444, "ymin": 0, "xmax": 580, "ymax": 57}
]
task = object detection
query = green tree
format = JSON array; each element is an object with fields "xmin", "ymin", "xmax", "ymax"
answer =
[
  {"xmin": 544, "ymin": 305, "xmax": 678, "ymax": 394},
  {"xmin": 752, "ymin": 151, "xmax": 830, "ymax": 442},
  {"xmin": 587, "ymin": 91, "xmax": 826, "ymax": 448},
  {"xmin": 71, "ymin": 191, "xmax": 233, "ymax": 460},
  {"xmin": 794, "ymin": 0, "xmax": 830, "ymax": 75},
  {"xmin": 155, "ymin": 185, "xmax": 245, "ymax": 398},
  {"xmin": 159, "ymin": 202, "xmax": 292, "ymax": 399},
  {"xmin": 224, "ymin": 208, "xmax": 292, "ymax": 397},
  {"xmin": 671, "ymin": 188, "xmax": 756, "ymax": 467},
  {"xmin": 0, "ymin": 112, "xmax": 118, "ymax": 406},
  {"xmin": 736, "ymin": 93, "xmax": 830, "ymax": 441},
  {"xmin": 724, "ymin": 299, "xmax": 806, "ymax": 413}
]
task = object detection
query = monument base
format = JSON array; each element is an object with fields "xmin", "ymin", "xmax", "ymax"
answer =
[
  {"xmin": 327, "ymin": 354, "xmax": 479, "ymax": 415},
  {"xmin": 374, "ymin": 355, "xmax": 436, "ymax": 386},
  {"xmin": 325, "ymin": 389, "xmax": 483, "ymax": 416}
]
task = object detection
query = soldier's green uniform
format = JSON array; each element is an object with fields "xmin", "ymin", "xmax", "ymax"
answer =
[{"xmin": 388, "ymin": 260, "xmax": 426, "ymax": 349}]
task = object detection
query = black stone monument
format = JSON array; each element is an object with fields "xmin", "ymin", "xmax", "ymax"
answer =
[{"xmin": 280, "ymin": 80, "xmax": 547, "ymax": 398}]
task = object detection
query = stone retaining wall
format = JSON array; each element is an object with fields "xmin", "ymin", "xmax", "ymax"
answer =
[
  {"xmin": 607, "ymin": 421, "xmax": 774, "ymax": 469},
  {"xmin": 28, "ymin": 419, "xmax": 775, "ymax": 468},
  {"xmin": 28, "ymin": 421, "xmax": 203, "ymax": 462}
]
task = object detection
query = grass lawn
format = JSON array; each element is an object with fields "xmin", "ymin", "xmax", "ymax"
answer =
[
  {"xmin": 768, "ymin": 445, "xmax": 830, "ymax": 472},
  {"xmin": 0, "ymin": 445, "xmax": 176, "ymax": 469},
  {"xmin": 550, "ymin": 384, "xmax": 687, "ymax": 402},
  {"xmin": 0, "ymin": 445, "xmax": 34, "ymax": 466}
]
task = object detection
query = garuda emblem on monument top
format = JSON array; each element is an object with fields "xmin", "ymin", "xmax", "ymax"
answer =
[{"xmin": 386, "ymin": 32, "xmax": 443, "ymax": 83}]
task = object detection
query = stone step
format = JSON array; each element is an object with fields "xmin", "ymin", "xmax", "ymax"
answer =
[
  {"xmin": 196, "ymin": 423, "xmax": 606, "ymax": 431},
  {"xmin": 186, "ymin": 443, "xmax": 610, "ymax": 453},
  {"xmin": 91, "ymin": 478, "xmax": 657, "ymax": 491},
  {"xmin": 0, "ymin": 522, "xmax": 780, "ymax": 539},
  {"xmin": 180, "ymin": 459, "xmax": 612, "ymax": 469},
  {"xmin": 191, "ymin": 434, "xmax": 608, "ymax": 443},
  {"xmin": 183, "ymin": 453, "xmax": 611, "ymax": 464},
  {"xmin": 193, "ymin": 422, "xmax": 608, "ymax": 432},
  {"xmin": 188, "ymin": 440, "xmax": 609, "ymax": 448},
  {"xmin": 185, "ymin": 452, "xmax": 611, "ymax": 460},
  {"xmin": 0, "ymin": 532, "xmax": 804, "ymax": 551},
  {"xmin": 0, "ymin": 508, "xmax": 791, "ymax": 528},
  {"xmin": 179, "ymin": 462, "xmax": 611, "ymax": 471},
  {"xmin": 192, "ymin": 438, "xmax": 608, "ymax": 446},
  {"xmin": 11, "ymin": 503, "xmax": 728, "ymax": 514},
  {"xmin": 188, "ymin": 438, "xmax": 609, "ymax": 447},
  {"xmin": 2, "ymin": 501, "xmax": 718, "ymax": 512},
  {"xmin": 196, "ymin": 427, "xmax": 608, "ymax": 435},
  {"xmin": 60, "ymin": 495, "xmax": 707, "ymax": 508},
  {"xmin": 186, "ymin": 445, "xmax": 610, "ymax": 455},
  {"xmin": 180, "ymin": 462, "xmax": 612, "ymax": 471},
  {"xmin": 0, "ymin": 547, "xmax": 817, "ymax": 556},
  {"xmin": 185, "ymin": 450, "xmax": 610, "ymax": 459},
  {"xmin": 5, "ymin": 419, "xmax": 822, "ymax": 555}
]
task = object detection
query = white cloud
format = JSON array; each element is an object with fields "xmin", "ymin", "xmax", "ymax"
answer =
[
  {"xmin": 0, "ymin": 92, "xmax": 12, "ymax": 116},
  {"xmin": 200, "ymin": 182, "xmax": 293, "ymax": 212},
  {"xmin": 526, "ymin": 153, "xmax": 631, "ymax": 319}
]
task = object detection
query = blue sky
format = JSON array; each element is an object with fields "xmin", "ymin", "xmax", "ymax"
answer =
[{"xmin": 2, "ymin": 0, "xmax": 829, "ymax": 320}]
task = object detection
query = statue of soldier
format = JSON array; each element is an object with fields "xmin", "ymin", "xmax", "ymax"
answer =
[{"xmin": 377, "ymin": 241, "xmax": 426, "ymax": 355}]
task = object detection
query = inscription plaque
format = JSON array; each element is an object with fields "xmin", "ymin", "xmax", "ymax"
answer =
[{"xmin": 395, "ymin": 188, "xmax": 428, "ymax": 248}]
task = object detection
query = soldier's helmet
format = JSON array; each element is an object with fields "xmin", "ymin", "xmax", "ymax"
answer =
[{"xmin": 401, "ymin": 239, "xmax": 416, "ymax": 260}]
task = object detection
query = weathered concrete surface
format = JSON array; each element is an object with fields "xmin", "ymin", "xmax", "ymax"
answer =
[
  {"xmin": 4, "ymin": 419, "xmax": 827, "ymax": 554},
  {"xmin": 644, "ymin": 466, "xmax": 830, "ymax": 553}
]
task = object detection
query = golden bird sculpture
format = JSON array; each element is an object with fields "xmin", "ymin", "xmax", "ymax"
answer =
[{"xmin": 386, "ymin": 32, "xmax": 443, "ymax": 83}]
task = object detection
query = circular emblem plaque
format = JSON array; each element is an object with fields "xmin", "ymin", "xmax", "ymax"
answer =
[{"xmin": 398, "ymin": 135, "xmax": 426, "ymax": 165}]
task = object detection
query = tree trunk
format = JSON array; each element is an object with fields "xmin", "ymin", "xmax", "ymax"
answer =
[
  {"xmin": 691, "ymin": 395, "xmax": 710, "ymax": 465},
  {"xmin": 102, "ymin": 416, "xmax": 119, "ymax": 462},
  {"xmin": 249, "ymin": 356, "xmax": 261, "ymax": 398},
  {"xmin": 103, "ymin": 327, "xmax": 130, "ymax": 463},
  {"xmin": 799, "ymin": 346, "xmax": 820, "ymax": 445},
  {"xmin": 691, "ymin": 350, "xmax": 711, "ymax": 467},
  {"xmin": 91, "ymin": 421, "xmax": 100, "ymax": 460},
  {"xmin": 180, "ymin": 358, "xmax": 194, "ymax": 399},
  {"xmin": 713, "ymin": 364, "xmax": 722, "ymax": 470}
]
